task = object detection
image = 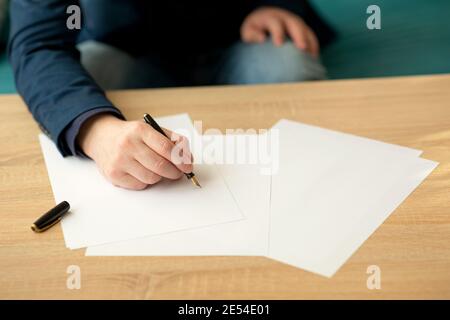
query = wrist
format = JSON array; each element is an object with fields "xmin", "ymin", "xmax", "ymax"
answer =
[{"xmin": 77, "ymin": 113, "xmax": 123, "ymax": 158}]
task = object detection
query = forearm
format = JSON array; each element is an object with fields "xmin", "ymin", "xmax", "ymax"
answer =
[{"xmin": 8, "ymin": 0, "xmax": 122, "ymax": 156}]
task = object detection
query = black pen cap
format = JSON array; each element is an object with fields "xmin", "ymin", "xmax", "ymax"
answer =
[{"xmin": 31, "ymin": 201, "xmax": 70, "ymax": 233}]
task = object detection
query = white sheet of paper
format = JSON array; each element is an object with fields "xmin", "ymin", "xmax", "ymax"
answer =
[
  {"xmin": 38, "ymin": 114, "xmax": 243, "ymax": 249},
  {"xmin": 86, "ymin": 134, "xmax": 272, "ymax": 256},
  {"xmin": 86, "ymin": 120, "xmax": 430, "ymax": 262},
  {"xmin": 268, "ymin": 119, "xmax": 437, "ymax": 277}
]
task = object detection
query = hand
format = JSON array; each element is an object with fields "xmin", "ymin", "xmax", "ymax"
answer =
[
  {"xmin": 77, "ymin": 114, "xmax": 193, "ymax": 190},
  {"xmin": 241, "ymin": 6, "xmax": 320, "ymax": 57}
]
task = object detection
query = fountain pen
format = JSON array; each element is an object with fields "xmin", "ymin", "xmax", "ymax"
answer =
[{"xmin": 143, "ymin": 114, "xmax": 201, "ymax": 188}]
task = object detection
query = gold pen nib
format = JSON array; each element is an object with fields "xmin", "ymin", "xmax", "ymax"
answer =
[
  {"xmin": 185, "ymin": 172, "xmax": 201, "ymax": 188},
  {"xmin": 190, "ymin": 176, "xmax": 201, "ymax": 188}
]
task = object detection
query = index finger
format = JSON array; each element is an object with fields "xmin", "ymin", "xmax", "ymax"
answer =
[
  {"xmin": 284, "ymin": 16, "xmax": 308, "ymax": 51},
  {"xmin": 306, "ymin": 26, "xmax": 320, "ymax": 58},
  {"xmin": 141, "ymin": 126, "xmax": 193, "ymax": 173},
  {"xmin": 163, "ymin": 128, "xmax": 194, "ymax": 167},
  {"xmin": 265, "ymin": 17, "xmax": 285, "ymax": 47}
]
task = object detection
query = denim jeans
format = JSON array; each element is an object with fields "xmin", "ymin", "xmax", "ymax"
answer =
[{"xmin": 78, "ymin": 40, "xmax": 327, "ymax": 90}]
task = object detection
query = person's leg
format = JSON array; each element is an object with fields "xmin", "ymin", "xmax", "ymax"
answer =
[
  {"xmin": 77, "ymin": 40, "xmax": 177, "ymax": 90},
  {"xmin": 216, "ymin": 40, "xmax": 327, "ymax": 85}
]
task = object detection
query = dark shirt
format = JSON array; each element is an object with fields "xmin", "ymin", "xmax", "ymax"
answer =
[{"xmin": 9, "ymin": 0, "xmax": 335, "ymax": 156}]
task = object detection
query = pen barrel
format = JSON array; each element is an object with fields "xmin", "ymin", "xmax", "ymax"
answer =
[
  {"xmin": 145, "ymin": 114, "xmax": 193, "ymax": 180},
  {"xmin": 143, "ymin": 113, "xmax": 201, "ymax": 187},
  {"xmin": 143, "ymin": 114, "xmax": 168, "ymax": 138}
]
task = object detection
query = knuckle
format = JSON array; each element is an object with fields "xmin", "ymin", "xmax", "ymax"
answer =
[
  {"xmin": 178, "ymin": 135, "xmax": 189, "ymax": 145},
  {"xmin": 127, "ymin": 121, "xmax": 146, "ymax": 137},
  {"xmin": 153, "ymin": 158, "xmax": 168, "ymax": 172},
  {"xmin": 105, "ymin": 165, "xmax": 121, "ymax": 179},
  {"xmin": 131, "ymin": 121, "xmax": 146, "ymax": 132},
  {"xmin": 182, "ymin": 162, "xmax": 193, "ymax": 172},
  {"xmin": 117, "ymin": 135, "xmax": 132, "ymax": 149},
  {"xmin": 138, "ymin": 121, "xmax": 148, "ymax": 132},
  {"xmin": 158, "ymin": 138, "xmax": 173, "ymax": 155}
]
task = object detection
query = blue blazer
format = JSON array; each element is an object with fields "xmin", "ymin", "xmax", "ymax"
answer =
[{"xmin": 9, "ymin": 0, "xmax": 335, "ymax": 156}]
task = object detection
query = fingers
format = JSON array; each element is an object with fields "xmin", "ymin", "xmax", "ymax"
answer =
[
  {"xmin": 305, "ymin": 26, "xmax": 320, "ymax": 58},
  {"xmin": 240, "ymin": 7, "xmax": 320, "ymax": 57},
  {"xmin": 91, "ymin": 119, "xmax": 196, "ymax": 190},
  {"xmin": 126, "ymin": 159, "xmax": 163, "ymax": 185},
  {"xmin": 160, "ymin": 128, "xmax": 194, "ymax": 173},
  {"xmin": 102, "ymin": 154, "xmax": 151, "ymax": 190},
  {"xmin": 283, "ymin": 15, "xmax": 319, "ymax": 57},
  {"xmin": 141, "ymin": 125, "xmax": 193, "ymax": 173},
  {"xmin": 284, "ymin": 16, "xmax": 308, "ymax": 51},
  {"xmin": 166, "ymin": 130, "xmax": 194, "ymax": 170},
  {"xmin": 241, "ymin": 23, "xmax": 266, "ymax": 43},
  {"xmin": 265, "ymin": 17, "xmax": 285, "ymax": 46},
  {"xmin": 112, "ymin": 173, "xmax": 148, "ymax": 190},
  {"xmin": 162, "ymin": 128, "xmax": 188, "ymax": 148},
  {"xmin": 134, "ymin": 143, "xmax": 183, "ymax": 180}
]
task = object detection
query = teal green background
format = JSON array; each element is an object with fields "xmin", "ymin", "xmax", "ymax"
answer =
[
  {"xmin": 0, "ymin": 52, "xmax": 15, "ymax": 93},
  {"xmin": 314, "ymin": 0, "xmax": 450, "ymax": 79},
  {"xmin": 1, "ymin": 0, "xmax": 450, "ymax": 93}
]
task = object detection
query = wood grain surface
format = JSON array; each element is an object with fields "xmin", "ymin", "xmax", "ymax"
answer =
[{"xmin": 0, "ymin": 74, "xmax": 449, "ymax": 299}]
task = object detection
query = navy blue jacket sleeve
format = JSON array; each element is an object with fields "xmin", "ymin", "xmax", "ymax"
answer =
[
  {"xmin": 8, "ymin": 0, "xmax": 123, "ymax": 156},
  {"xmin": 64, "ymin": 107, "xmax": 123, "ymax": 157}
]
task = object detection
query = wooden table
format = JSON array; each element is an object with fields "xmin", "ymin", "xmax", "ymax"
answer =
[{"xmin": 1, "ymin": 74, "xmax": 449, "ymax": 299}]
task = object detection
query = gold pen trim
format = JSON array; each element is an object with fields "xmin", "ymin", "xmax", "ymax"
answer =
[
  {"xmin": 190, "ymin": 176, "xmax": 201, "ymax": 188},
  {"xmin": 30, "ymin": 217, "xmax": 62, "ymax": 233}
]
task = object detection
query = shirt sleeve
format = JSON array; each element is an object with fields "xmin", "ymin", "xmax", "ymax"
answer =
[{"xmin": 8, "ymin": 0, "xmax": 124, "ymax": 157}]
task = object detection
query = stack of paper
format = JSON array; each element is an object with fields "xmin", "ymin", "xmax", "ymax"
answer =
[
  {"xmin": 39, "ymin": 114, "xmax": 438, "ymax": 277},
  {"xmin": 38, "ymin": 114, "xmax": 244, "ymax": 249}
]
